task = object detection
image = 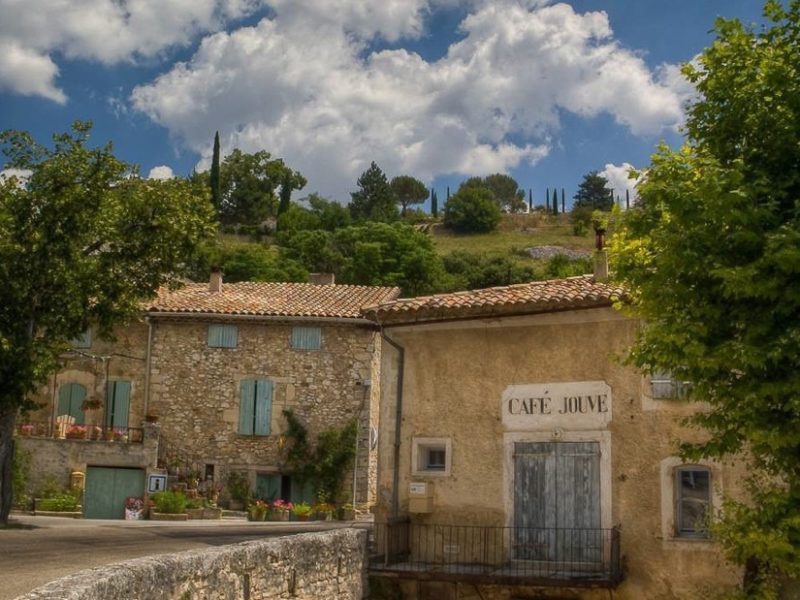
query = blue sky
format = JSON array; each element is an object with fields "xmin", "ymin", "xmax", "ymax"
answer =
[{"xmin": 0, "ymin": 1, "xmax": 768, "ymax": 209}]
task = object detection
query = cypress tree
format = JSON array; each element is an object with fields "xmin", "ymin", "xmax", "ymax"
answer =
[
  {"xmin": 626, "ymin": 189, "xmax": 630, "ymax": 210},
  {"xmin": 277, "ymin": 171, "xmax": 292, "ymax": 217},
  {"xmin": 528, "ymin": 188, "xmax": 533, "ymax": 211},
  {"xmin": 561, "ymin": 188, "xmax": 565, "ymax": 213},
  {"xmin": 545, "ymin": 187, "xmax": 550, "ymax": 211},
  {"xmin": 210, "ymin": 131, "xmax": 221, "ymax": 214},
  {"xmin": 431, "ymin": 188, "xmax": 438, "ymax": 218},
  {"xmin": 446, "ymin": 186, "xmax": 450, "ymax": 201},
  {"xmin": 552, "ymin": 188, "xmax": 559, "ymax": 215}
]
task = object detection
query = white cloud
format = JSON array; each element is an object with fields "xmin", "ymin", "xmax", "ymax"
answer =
[
  {"xmin": 130, "ymin": 0, "xmax": 687, "ymax": 200},
  {"xmin": 147, "ymin": 165, "xmax": 175, "ymax": 180},
  {"xmin": 0, "ymin": 168, "xmax": 33, "ymax": 187},
  {"xmin": 599, "ymin": 162, "xmax": 641, "ymax": 205},
  {"xmin": 0, "ymin": 0, "xmax": 265, "ymax": 102}
]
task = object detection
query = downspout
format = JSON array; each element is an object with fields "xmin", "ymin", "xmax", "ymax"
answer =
[
  {"xmin": 381, "ymin": 328, "xmax": 405, "ymax": 519},
  {"xmin": 143, "ymin": 317, "xmax": 153, "ymax": 418}
]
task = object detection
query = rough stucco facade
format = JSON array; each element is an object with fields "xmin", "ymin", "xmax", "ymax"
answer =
[{"xmin": 368, "ymin": 276, "xmax": 748, "ymax": 600}]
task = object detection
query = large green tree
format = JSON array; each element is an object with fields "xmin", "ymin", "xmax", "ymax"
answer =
[
  {"xmin": 573, "ymin": 171, "xmax": 613, "ymax": 211},
  {"xmin": 611, "ymin": 3, "xmax": 800, "ymax": 595},
  {"xmin": 0, "ymin": 123, "xmax": 215, "ymax": 523},
  {"xmin": 349, "ymin": 162, "xmax": 398, "ymax": 222},
  {"xmin": 483, "ymin": 173, "xmax": 526, "ymax": 213},
  {"xmin": 390, "ymin": 175, "xmax": 428, "ymax": 216},
  {"xmin": 443, "ymin": 186, "xmax": 501, "ymax": 233}
]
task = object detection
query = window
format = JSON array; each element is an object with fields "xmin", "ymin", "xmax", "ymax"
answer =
[
  {"xmin": 72, "ymin": 328, "xmax": 91, "ymax": 349},
  {"xmin": 105, "ymin": 380, "xmax": 131, "ymax": 429},
  {"xmin": 57, "ymin": 383, "xmax": 86, "ymax": 425},
  {"xmin": 291, "ymin": 326, "xmax": 322, "ymax": 350},
  {"xmin": 238, "ymin": 379, "xmax": 273, "ymax": 436},
  {"xmin": 675, "ymin": 466, "xmax": 711, "ymax": 538},
  {"xmin": 412, "ymin": 437, "xmax": 452, "ymax": 476},
  {"xmin": 651, "ymin": 369, "xmax": 690, "ymax": 399},
  {"xmin": 208, "ymin": 324, "xmax": 238, "ymax": 348}
]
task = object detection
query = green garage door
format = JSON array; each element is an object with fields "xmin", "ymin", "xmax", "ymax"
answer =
[{"xmin": 84, "ymin": 467, "xmax": 145, "ymax": 519}]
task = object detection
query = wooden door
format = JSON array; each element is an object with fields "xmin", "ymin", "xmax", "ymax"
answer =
[
  {"xmin": 514, "ymin": 441, "xmax": 601, "ymax": 562},
  {"xmin": 84, "ymin": 467, "xmax": 145, "ymax": 519}
]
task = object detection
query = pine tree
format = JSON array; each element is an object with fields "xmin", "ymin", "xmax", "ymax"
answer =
[
  {"xmin": 552, "ymin": 188, "xmax": 559, "ymax": 215},
  {"xmin": 210, "ymin": 131, "xmax": 221, "ymax": 214}
]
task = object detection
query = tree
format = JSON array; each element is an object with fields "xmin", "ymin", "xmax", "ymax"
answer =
[
  {"xmin": 573, "ymin": 171, "xmax": 613, "ymax": 211},
  {"xmin": 551, "ymin": 188, "xmax": 559, "ymax": 215},
  {"xmin": 210, "ymin": 131, "xmax": 221, "ymax": 212},
  {"xmin": 443, "ymin": 186, "xmax": 501, "ymax": 233},
  {"xmin": 431, "ymin": 188, "xmax": 439, "ymax": 218},
  {"xmin": 214, "ymin": 242, "xmax": 307, "ymax": 283},
  {"xmin": 0, "ymin": 122, "xmax": 215, "ymax": 523},
  {"xmin": 307, "ymin": 193, "xmax": 352, "ymax": 231},
  {"xmin": 218, "ymin": 149, "xmax": 305, "ymax": 225},
  {"xmin": 442, "ymin": 251, "xmax": 536, "ymax": 291},
  {"xmin": 484, "ymin": 173, "xmax": 526, "ymax": 212},
  {"xmin": 390, "ymin": 175, "xmax": 428, "ymax": 216},
  {"xmin": 349, "ymin": 162, "xmax": 398, "ymax": 222},
  {"xmin": 277, "ymin": 171, "xmax": 292, "ymax": 218},
  {"xmin": 611, "ymin": 3, "xmax": 800, "ymax": 595}
]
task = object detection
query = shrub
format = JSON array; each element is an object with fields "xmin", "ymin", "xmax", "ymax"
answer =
[
  {"xmin": 443, "ymin": 187, "xmax": 501, "ymax": 233},
  {"xmin": 226, "ymin": 471, "xmax": 251, "ymax": 504},
  {"xmin": 152, "ymin": 491, "xmax": 187, "ymax": 514},
  {"xmin": 37, "ymin": 492, "xmax": 80, "ymax": 512}
]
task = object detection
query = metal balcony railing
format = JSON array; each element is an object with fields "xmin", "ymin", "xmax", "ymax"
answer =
[
  {"xmin": 370, "ymin": 519, "xmax": 622, "ymax": 588},
  {"xmin": 15, "ymin": 420, "xmax": 144, "ymax": 443}
]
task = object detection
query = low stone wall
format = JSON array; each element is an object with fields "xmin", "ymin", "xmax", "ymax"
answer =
[{"xmin": 18, "ymin": 529, "xmax": 367, "ymax": 600}]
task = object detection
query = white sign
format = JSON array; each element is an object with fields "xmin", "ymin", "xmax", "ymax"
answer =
[
  {"xmin": 147, "ymin": 474, "xmax": 167, "ymax": 493},
  {"xmin": 502, "ymin": 381, "xmax": 612, "ymax": 430},
  {"xmin": 409, "ymin": 482, "xmax": 427, "ymax": 496}
]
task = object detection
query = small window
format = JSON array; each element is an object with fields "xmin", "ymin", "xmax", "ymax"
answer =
[
  {"xmin": 651, "ymin": 369, "xmax": 690, "ymax": 399},
  {"xmin": 291, "ymin": 326, "xmax": 322, "ymax": 350},
  {"xmin": 412, "ymin": 437, "xmax": 452, "ymax": 476},
  {"xmin": 676, "ymin": 466, "xmax": 711, "ymax": 538},
  {"xmin": 208, "ymin": 324, "xmax": 238, "ymax": 348},
  {"xmin": 72, "ymin": 328, "xmax": 91, "ymax": 349}
]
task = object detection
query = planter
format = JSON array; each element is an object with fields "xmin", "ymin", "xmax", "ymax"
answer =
[
  {"xmin": 202, "ymin": 507, "xmax": 222, "ymax": 520},
  {"xmin": 248, "ymin": 510, "xmax": 267, "ymax": 521},
  {"xmin": 269, "ymin": 510, "xmax": 290, "ymax": 522},
  {"xmin": 339, "ymin": 508, "xmax": 356, "ymax": 521},
  {"xmin": 150, "ymin": 512, "xmax": 189, "ymax": 521},
  {"xmin": 228, "ymin": 499, "xmax": 244, "ymax": 511},
  {"xmin": 186, "ymin": 508, "xmax": 205, "ymax": 520},
  {"xmin": 295, "ymin": 513, "xmax": 311, "ymax": 521}
]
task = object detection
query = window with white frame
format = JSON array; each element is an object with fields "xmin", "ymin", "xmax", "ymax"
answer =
[
  {"xmin": 651, "ymin": 369, "xmax": 690, "ymax": 399},
  {"xmin": 412, "ymin": 437, "xmax": 452, "ymax": 476},
  {"xmin": 675, "ymin": 466, "xmax": 711, "ymax": 538},
  {"xmin": 208, "ymin": 324, "xmax": 238, "ymax": 348}
]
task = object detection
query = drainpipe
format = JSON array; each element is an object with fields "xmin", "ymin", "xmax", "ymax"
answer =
[
  {"xmin": 381, "ymin": 328, "xmax": 405, "ymax": 519},
  {"xmin": 143, "ymin": 317, "xmax": 154, "ymax": 418}
]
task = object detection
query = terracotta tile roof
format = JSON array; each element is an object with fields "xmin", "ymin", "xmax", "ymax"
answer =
[
  {"xmin": 147, "ymin": 282, "xmax": 400, "ymax": 320},
  {"xmin": 363, "ymin": 275, "xmax": 625, "ymax": 324}
]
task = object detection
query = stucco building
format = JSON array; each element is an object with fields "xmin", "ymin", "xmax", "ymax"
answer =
[
  {"xmin": 365, "ymin": 271, "xmax": 746, "ymax": 599},
  {"xmin": 18, "ymin": 274, "xmax": 398, "ymax": 517}
]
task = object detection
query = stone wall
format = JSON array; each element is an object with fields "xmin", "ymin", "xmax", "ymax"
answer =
[
  {"xmin": 149, "ymin": 317, "xmax": 381, "ymax": 504},
  {"xmin": 18, "ymin": 528, "xmax": 367, "ymax": 600}
]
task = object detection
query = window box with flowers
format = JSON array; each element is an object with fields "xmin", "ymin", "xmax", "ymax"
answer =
[
  {"xmin": 65, "ymin": 425, "xmax": 88, "ymax": 440},
  {"xmin": 269, "ymin": 499, "xmax": 292, "ymax": 521},
  {"xmin": 248, "ymin": 499, "xmax": 269, "ymax": 521}
]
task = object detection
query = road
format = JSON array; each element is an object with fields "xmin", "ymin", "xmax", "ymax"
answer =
[{"xmin": 0, "ymin": 515, "xmax": 366, "ymax": 600}]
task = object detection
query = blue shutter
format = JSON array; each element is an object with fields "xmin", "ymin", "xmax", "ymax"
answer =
[
  {"xmin": 239, "ymin": 380, "xmax": 255, "ymax": 435},
  {"xmin": 58, "ymin": 385, "xmax": 72, "ymax": 418},
  {"xmin": 106, "ymin": 381, "xmax": 131, "ymax": 429},
  {"xmin": 72, "ymin": 329, "xmax": 91, "ymax": 349},
  {"xmin": 59, "ymin": 383, "xmax": 86, "ymax": 424},
  {"xmin": 208, "ymin": 325, "xmax": 238, "ymax": 348},
  {"xmin": 291, "ymin": 327, "xmax": 321, "ymax": 350},
  {"xmin": 254, "ymin": 380, "xmax": 273, "ymax": 436}
]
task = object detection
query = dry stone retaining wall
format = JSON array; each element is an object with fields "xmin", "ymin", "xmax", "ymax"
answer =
[{"xmin": 17, "ymin": 528, "xmax": 367, "ymax": 600}]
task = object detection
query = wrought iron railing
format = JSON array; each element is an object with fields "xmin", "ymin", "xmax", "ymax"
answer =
[
  {"xmin": 15, "ymin": 421, "xmax": 144, "ymax": 443},
  {"xmin": 370, "ymin": 519, "xmax": 622, "ymax": 587}
]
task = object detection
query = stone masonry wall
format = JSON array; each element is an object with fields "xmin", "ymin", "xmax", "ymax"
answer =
[
  {"xmin": 18, "ymin": 528, "xmax": 367, "ymax": 600},
  {"xmin": 149, "ymin": 317, "xmax": 381, "ymax": 504}
]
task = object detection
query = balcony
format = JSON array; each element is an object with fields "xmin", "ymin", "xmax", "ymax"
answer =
[
  {"xmin": 15, "ymin": 420, "xmax": 144, "ymax": 444},
  {"xmin": 370, "ymin": 519, "xmax": 622, "ymax": 588}
]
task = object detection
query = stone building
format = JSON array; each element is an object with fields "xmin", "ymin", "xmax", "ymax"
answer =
[
  {"xmin": 365, "ymin": 272, "xmax": 746, "ymax": 599},
  {"xmin": 18, "ymin": 274, "xmax": 398, "ymax": 517}
]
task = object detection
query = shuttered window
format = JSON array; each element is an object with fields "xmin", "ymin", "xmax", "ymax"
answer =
[
  {"xmin": 72, "ymin": 329, "xmax": 91, "ymax": 349},
  {"xmin": 105, "ymin": 380, "xmax": 131, "ymax": 429},
  {"xmin": 651, "ymin": 370, "xmax": 690, "ymax": 399},
  {"xmin": 208, "ymin": 324, "xmax": 238, "ymax": 348},
  {"xmin": 291, "ymin": 327, "xmax": 322, "ymax": 351},
  {"xmin": 238, "ymin": 379, "xmax": 273, "ymax": 436},
  {"xmin": 57, "ymin": 383, "xmax": 87, "ymax": 425}
]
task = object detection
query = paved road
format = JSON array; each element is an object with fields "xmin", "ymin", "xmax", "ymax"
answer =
[{"xmin": 0, "ymin": 515, "xmax": 367, "ymax": 600}]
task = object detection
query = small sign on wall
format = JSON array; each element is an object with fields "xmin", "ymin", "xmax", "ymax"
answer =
[
  {"xmin": 502, "ymin": 381, "xmax": 612, "ymax": 430},
  {"xmin": 147, "ymin": 474, "xmax": 167, "ymax": 493}
]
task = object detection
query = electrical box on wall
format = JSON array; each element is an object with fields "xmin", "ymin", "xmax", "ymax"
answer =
[{"xmin": 409, "ymin": 481, "xmax": 434, "ymax": 514}]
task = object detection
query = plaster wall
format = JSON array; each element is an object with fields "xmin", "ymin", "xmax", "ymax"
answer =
[{"xmin": 376, "ymin": 307, "xmax": 747, "ymax": 599}]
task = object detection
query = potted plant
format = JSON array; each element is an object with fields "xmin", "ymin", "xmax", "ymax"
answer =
[
  {"xmin": 314, "ymin": 501, "xmax": 335, "ymax": 521},
  {"xmin": 150, "ymin": 491, "xmax": 188, "ymax": 521},
  {"xmin": 124, "ymin": 496, "xmax": 145, "ymax": 520},
  {"xmin": 225, "ymin": 472, "xmax": 250, "ymax": 511},
  {"xmin": 65, "ymin": 424, "xmax": 87, "ymax": 439},
  {"xmin": 247, "ymin": 499, "xmax": 268, "ymax": 521},
  {"xmin": 339, "ymin": 502, "xmax": 356, "ymax": 521},
  {"xmin": 292, "ymin": 502, "xmax": 312, "ymax": 521},
  {"xmin": 269, "ymin": 499, "xmax": 292, "ymax": 521},
  {"xmin": 185, "ymin": 496, "xmax": 205, "ymax": 519}
]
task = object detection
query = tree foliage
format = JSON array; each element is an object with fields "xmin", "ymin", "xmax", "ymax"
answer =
[
  {"xmin": 573, "ymin": 171, "xmax": 613, "ymax": 211},
  {"xmin": 390, "ymin": 175, "xmax": 428, "ymax": 215},
  {"xmin": 484, "ymin": 173, "xmax": 526, "ymax": 212},
  {"xmin": 349, "ymin": 162, "xmax": 398, "ymax": 222},
  {"xmin": 443, "ymin": 186, "xmax": 501, "ymax": 233},
  {"xmin": 611, "ymin": 3, "xmax": 800, "ymax": 595},
  {"xmin": 210, "ymin": 131, "xmax": 221, "ymax": 212},
  {"xmin": 0, "ymin": 122, "xmax": 215, "ymax": 522},
  {"xmin": 442, "ymin": 251, "xmax": 536, "ymax": 290}
]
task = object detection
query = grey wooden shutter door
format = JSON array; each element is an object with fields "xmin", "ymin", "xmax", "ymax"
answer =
[
  {"xmin": 292, "ymin": 327, "xmax": 321, "ymax": 350},
  {"xmin": 254, "ymin": 380, "xmax": 272, "ymax": 436},
  {"xmin": 514, "ymin": 442, "xmax": 556, "ymax": 560},
  {"xmin": 556, "ymin": 442, "xmax": 601, "ymax": 562},
  {"xmin": 239, "ymin": 380, "xmax": 255, "ymax": 435}
]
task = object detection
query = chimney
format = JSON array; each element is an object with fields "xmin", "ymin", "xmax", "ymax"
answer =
[
  {"xmin": 593, "ymin": 226, "xmax": 608, "ymax": 282},
  {"xmin": 209, "ymin": 268, "xmax": 223, "ymax": 292},
  {"xmin": 308, "ymin": 273, "xmax": 335, "ymax": 285}
]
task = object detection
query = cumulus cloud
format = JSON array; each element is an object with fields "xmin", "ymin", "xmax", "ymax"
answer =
[
  {"xmin": 599, "ymin": 162, "xmax": 641, "ymax": 204},
  {"xmin": 131, "ymin": 1, "xmax": 686, "ymax": 200},
  {"xmin": 0, "ymin": 0, "xmax": 265, "ymax": 101},
  {"xmin": 0, "ymin": 168, "xmax": 33, "ymax": 187},
  {"xmin": 147, "ymin": 165, "xmax": 175, "ymax": 180}
]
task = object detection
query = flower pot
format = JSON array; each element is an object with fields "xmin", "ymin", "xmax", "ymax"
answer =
[
  {"xmin": 296, "ymin": 513, "xmax": 310, "ymax": 521},
  {"xmin": 248, "ymin": 510, "xmax": 267, "ymax": 521},
  {"xmin": 269, "ymin": 510, "xmax": 289, "ymax": 521}
]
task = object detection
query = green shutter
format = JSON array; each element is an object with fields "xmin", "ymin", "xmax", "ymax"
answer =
[
  {"xmin": 291, "ymin": 327, "xmax": 321, "ymax": 350},
  {"xmin": 72, "ymin": 329, "xmax": 92, "ymax": 349},
  {"xmin": 208, "ymin": 324, "xmax": 238, "ymax": 348},
  {"xmin": 106, "ymin": 381, "xmax": 131, "ymax": 429},
  {"xmin": 58, "ymin": 383, "xmax": 86, "ymax": 425},
  {"xmin": 254, "ymin": 380, "xmax": 273, "ymax": 436},
  {"xmin": 239, "ymin": 380, "xmax": 255, "ymax": 435}
]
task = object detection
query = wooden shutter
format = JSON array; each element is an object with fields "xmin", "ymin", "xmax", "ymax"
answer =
[
  {"xmin": 106, "ymin": 381, "xmax": 131, "ymax": 429},
  {"xmin": 254, "ymin": 380, "xmax": 273, "ymax": 436},
  {"xmin": 239, "ymin": 380, "xmax": 255, "ymax": 435},
  {"xmin": 291, "ymin": 327, "xmax": 321, "ymax": 350},
  {"xmin": 208, "ymin": 324, "xmax": 238, "ymax": 348},
  {"xmin": 58, "ymin": 383, "xmax": 86, "ymax": 425}
]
